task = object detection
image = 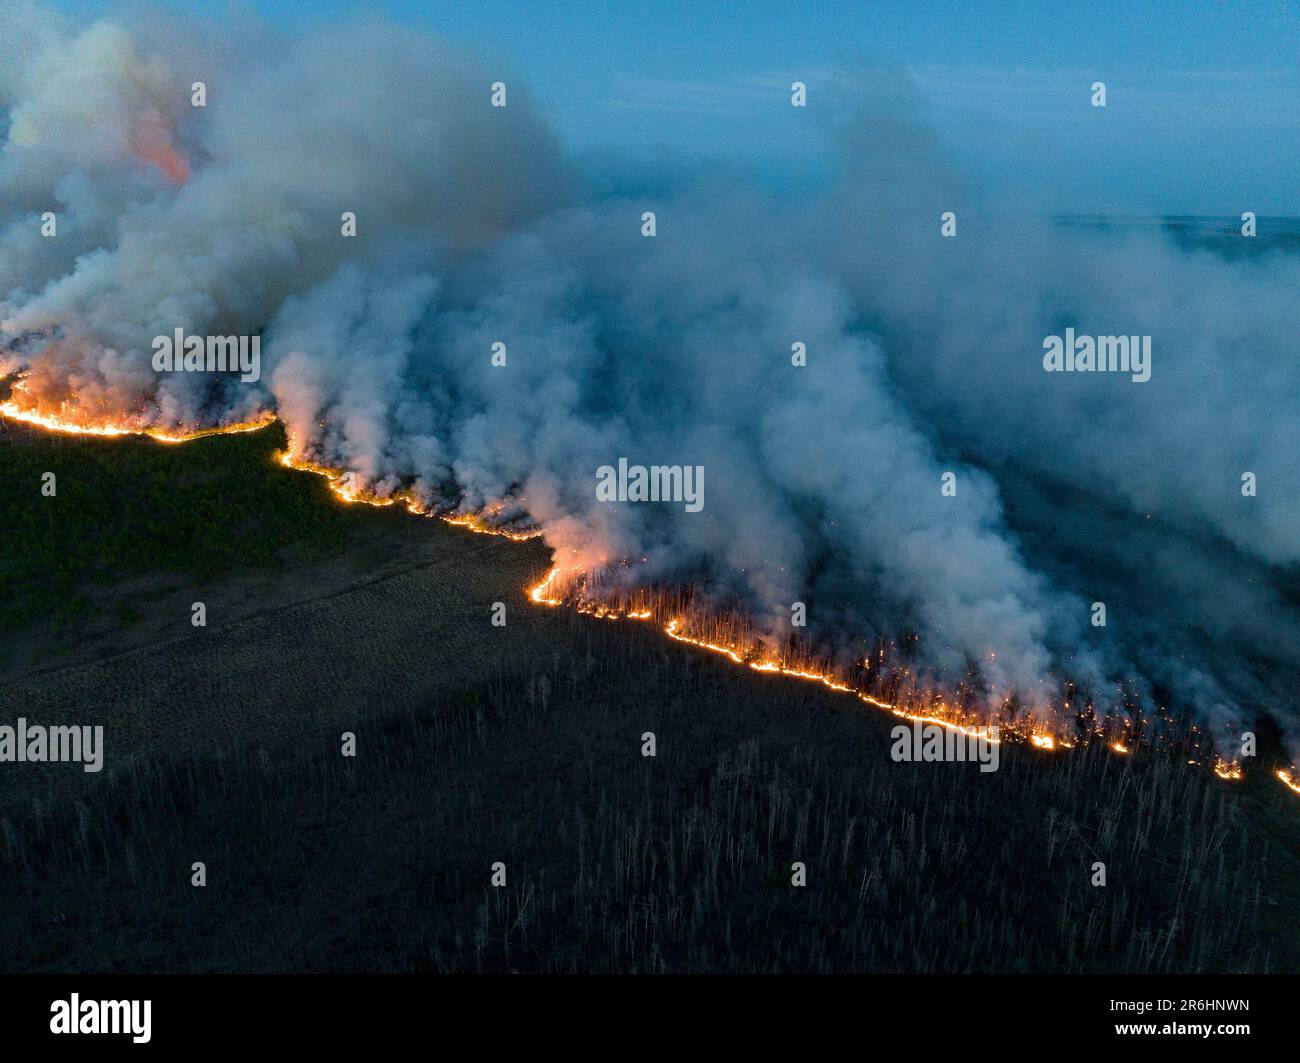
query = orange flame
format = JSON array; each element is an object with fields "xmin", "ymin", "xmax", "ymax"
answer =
[
  {"xmin": 0, "ymin": 400, "xmax": 274, "ymax": 442},
  {"xmin": 274, "ymin": 445, "xmax": 541, "ymax": 538},
  {"xmin": 531, "ymin": 568, "xmax": 1014, "ymax": 745},
  {"xmin": 1213, "ymin": 759, "xmax": 1244, "ymax": 782}
]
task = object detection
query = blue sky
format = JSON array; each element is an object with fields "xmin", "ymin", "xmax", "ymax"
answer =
[{"xmin": 55, "ymin": 0, "xmax": 1300, "ymax": 213}]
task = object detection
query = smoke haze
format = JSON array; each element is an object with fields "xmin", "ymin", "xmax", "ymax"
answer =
[{"xmin": 2, "ymin": 3, "xmax": 1296, "ymax": 751}]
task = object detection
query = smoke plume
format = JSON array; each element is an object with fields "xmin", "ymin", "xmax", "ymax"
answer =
[{"xmin": 2, "ymin": 4, "xmax": 1296, "ymax": 751}]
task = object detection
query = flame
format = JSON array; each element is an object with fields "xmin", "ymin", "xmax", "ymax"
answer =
[
  {"xmin": 0, "ymin": 400, "xmax": 275, "ymax": 442},
  {"xmin": 274, "ymin": 447, "xmax": 541, "ymax": 538},
  {"xmin": 0, "ymin": 396, "xmax": 535, "ymax": 536},
  {"xmin": 528, "ymin": 565, "xmax": 564, "ymax": 605},
  {"xmin": 1213, "ymin": 759, "xmax": 1243, "ymax": 781},
  {"xmin": 532, "ymin": 577, "xmax": 1007, "ymax": 743},
  {"xmin": 666, "ymin": 610, "xmax": 1003, "ymax": 741},
  {"xmin": 3, "ymin": 398, "xmax": 1297, "ymax": 799},
  {"xmin": 441, "ymin": 511, "xmax": 541, "ymax": 541},
  {"xmin": 524, "ymin": 564, "xmax": 1288, "ymax": 777}
]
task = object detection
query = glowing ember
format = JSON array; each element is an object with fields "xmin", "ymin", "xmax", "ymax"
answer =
[
  {"xmin": 1213, "ymin": 759, "xmax": 1243, "ymax": 781},
  {"xmin": 1278, "ymin": 770, "xmax": 1300, "ymax": 796}
]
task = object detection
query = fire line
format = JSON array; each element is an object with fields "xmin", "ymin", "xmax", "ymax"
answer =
[{"xmin": 1, "ymin": 402, "xmax": 1288, "ymax": 798}]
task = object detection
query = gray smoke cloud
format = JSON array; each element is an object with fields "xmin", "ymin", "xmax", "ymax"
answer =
[{"xmin": 2, "ymin": 6, "xmax": 1295, "ymax": 749}]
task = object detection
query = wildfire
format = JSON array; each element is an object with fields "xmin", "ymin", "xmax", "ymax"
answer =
[
  {"xmin": 547, "ymin": 585, "xmax": 1014, "ymax": 743},
  {"xmin": 441, "ymin": 512, "xmax": 542, "ymax": 542},
  {"xmin": 526, "ymin": 564, "xmax": 1298, "ymax": 783},
  {"xmin": 0, "ymin": 400, "xmax": 275, "ymax": 442},
  {"xmin": 4, "ymin": 398, "xmax": 1298, "ymax": 800},
  {"xmin": 1213, "ymin": 759, "xmax": 1244, "ymax": 782},
  {"xmin": 273, "ymin": 447, "xmax": 541, "ymax": 538},
  {"xmin": 528, "ymin": 565, "xmax": 565, "ymax": 605}
]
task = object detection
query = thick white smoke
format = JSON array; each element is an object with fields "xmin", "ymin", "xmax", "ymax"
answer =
[{"xmin": 2, "ymin": 6, "xmax": 1295, "ymax": 745}]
